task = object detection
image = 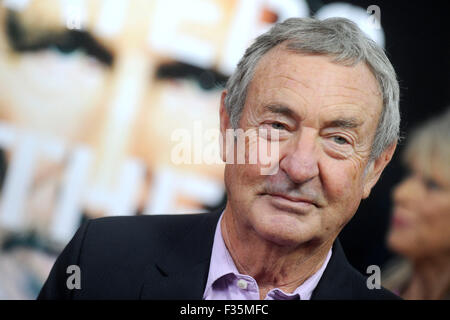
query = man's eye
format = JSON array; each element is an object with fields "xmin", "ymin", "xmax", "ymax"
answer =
[
  {"xmin": 271, "ymin": 122, "xmax": 287, "ymax": 130},
  {"xmin": 332, "ymin": 136, "xmax": 349, "ymax": 145}
]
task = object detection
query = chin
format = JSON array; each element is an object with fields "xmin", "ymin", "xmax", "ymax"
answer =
[{"xmin": 387, "ymin": 231, "xmax": 416, "ymax": 257}]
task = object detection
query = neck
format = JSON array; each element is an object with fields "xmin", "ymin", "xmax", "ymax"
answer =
[
  {"xmin": 221, "ymin": 205, "xmax": 333, "ymax": 298},
  {"xmin": 403, "ymin": 252, "xmax": 450, "ymax": 299}
]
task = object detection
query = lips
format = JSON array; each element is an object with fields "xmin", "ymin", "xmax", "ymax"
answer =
[
  {"xmin": 264, "ymin": 192, "xmax": 317, "ymax": 207},
  {"xmin": 391, "ymin": 215, "xmax": 410, "ymax": 229},
  {"xmin": 391, "ymin": 208, "xmax": 411, "ymax": 228}
]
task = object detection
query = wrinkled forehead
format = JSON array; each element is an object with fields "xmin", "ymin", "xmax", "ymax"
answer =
[
  {"xmin": 249, "ymin": 45, "xmax": 383, "ymax": 116},
  {"xmin": 256, "ymin": 44, "xmax": 382, "ymax": 96}
]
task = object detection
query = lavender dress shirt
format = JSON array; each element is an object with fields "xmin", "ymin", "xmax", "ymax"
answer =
[{"xmin": 203, "ymin": 213, "xmax": 332, "ymax": 300}]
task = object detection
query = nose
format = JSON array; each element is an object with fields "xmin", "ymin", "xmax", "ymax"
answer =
[
  {"xmin": 279, "ymin": 127, "xmax": 319, "ymax": 184},
  {"xmin": 392, "ymin": 175, "xmax": 421, "ymax": 208}
]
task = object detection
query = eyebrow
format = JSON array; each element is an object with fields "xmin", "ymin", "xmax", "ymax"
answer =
[
  {"xmin": 323, "ymin": 117, "xmax": 363, "ymax": 129},
  {"xmin": 156, "ymin": 62, "xmax": 228, "ymax": 90},
  {"xmin": 264, "ymin": 104, "xmax": 299, "ymax": 119},
  {"xmin": 264, "ymin": 104, "xmax": 363, "ymax": 130},
  {"xmin": 5, "ymin": 10, "xmax": 113, "ymax": 66}
]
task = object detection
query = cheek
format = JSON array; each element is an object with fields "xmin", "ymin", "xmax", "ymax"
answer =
[
  {"xmin": 225, "ymin": 163, "xmax": 263, "ymax": 198},
  {"xmin": 0, "ymin": 52, "xmax": 107, "ymax": 139},
  {"xmin": 225, "ymin": 136, "xmax": 275, "ymax": 208},
  {"xmin": 319, "ymin": 159, "xmax": 366, "ymax": 230},
  {"xmin": 388, "ymin": 227, "xmax": 420, "ymax": 257},
  {"xmin": 322, "ymin": 158, "xmax": 365, "ymax": 203}
]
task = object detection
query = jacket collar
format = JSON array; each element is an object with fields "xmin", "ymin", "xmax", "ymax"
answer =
[
  {"xmin": 310, "ymin": 239, "xmax": 356, "ymax": 299},
  {"xmin": 140, "ymin": 206, "xmax": 355, "ymax": 300},
  {"xmin": 140, "ymin": 207, "xmax": 222, "ymax": 299}
]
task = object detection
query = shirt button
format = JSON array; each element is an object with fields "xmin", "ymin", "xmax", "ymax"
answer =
[{"xmin": 237, "ymin": 279, "xmax": 248, "ymax": 290}]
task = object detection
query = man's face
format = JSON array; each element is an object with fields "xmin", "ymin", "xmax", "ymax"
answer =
[{"xmin": 221, "ymin": 45, "xmax": 388, "ymax": 247}]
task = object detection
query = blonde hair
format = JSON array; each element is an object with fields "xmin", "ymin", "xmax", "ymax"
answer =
[{"xmin": 404, "ymin": 107, "xmax": 450, "ymax": 183}]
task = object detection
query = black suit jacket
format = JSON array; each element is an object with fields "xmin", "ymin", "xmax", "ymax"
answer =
[{"xmin": 38, "ymin": 207, "xmax": 400, "ymax": 300}]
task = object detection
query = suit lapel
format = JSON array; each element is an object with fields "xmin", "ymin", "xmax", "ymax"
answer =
[
  {"xmin": 311, "ymin": 239, "xmax": 355, "ymax": 299},
  {"xmin": 140, "ymin": 208, "xmax": 222, "ymax": 299}
]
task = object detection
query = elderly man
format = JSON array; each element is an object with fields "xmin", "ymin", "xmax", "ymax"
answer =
[{"xmin": 38, "ymin": 17, "xmax": 400, "ymax": 300}]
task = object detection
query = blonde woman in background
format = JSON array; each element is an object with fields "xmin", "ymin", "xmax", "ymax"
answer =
[{"xmin": 383, "ymin": 107, "xmax": 450, "ymax": 299}]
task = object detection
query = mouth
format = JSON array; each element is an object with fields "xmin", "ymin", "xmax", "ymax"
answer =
[
  {"xmin": 262, "ymin": 192, "xmax": 318, "ymax": 210},
  {"xmin": 391, "ymin": 216, "xmax": 410, "ymax": 229},
  {"xmin": 391, "ymin": 212, "xmax": 410, "ymax": 229},
  {"xmin": 391, "ymin": 207, "xmax": 412, "ymax": 229}
]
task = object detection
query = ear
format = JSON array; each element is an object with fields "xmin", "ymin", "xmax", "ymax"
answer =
[
  {"xmin": 219, "ymin": 90, "xmax": 233, "ymax": 163},
  {"xmin": 362, "ymin": 141, "xmax": 397, "ymax": 199}
]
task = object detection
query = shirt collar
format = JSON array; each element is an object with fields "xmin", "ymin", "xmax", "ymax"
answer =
[{"xmin": 203, "ymin": 211, "xmax": 332, "ymax": 300}]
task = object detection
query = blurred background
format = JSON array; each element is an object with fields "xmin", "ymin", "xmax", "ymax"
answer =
[{"xmin": 0, "ymin": 0, "xmax": 448, "ymax": 299}]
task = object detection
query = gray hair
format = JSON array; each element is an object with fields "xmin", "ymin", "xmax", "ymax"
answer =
[{"xmin": 224, "ymin": 17, "xmax": 400, "ymax": 161}]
